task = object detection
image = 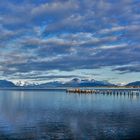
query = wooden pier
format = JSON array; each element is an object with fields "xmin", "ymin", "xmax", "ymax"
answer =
[{"xmin": 66, "ymin": 88, "xmax": 140, "ymax": 96}]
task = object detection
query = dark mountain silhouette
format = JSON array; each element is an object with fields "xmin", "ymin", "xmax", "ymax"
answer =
[
  {"xmin": 0, "ymin": 80, "xmax": 16, "ymax": 88},
  {"xmin": 126, "ymin": 81, "xmax": 140, "ymax": 86}
]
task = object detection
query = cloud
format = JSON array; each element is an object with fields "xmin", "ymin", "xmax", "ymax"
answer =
[
  {"xmin": 0, "ymin": 25, "xmax": 21, "ymax": 43},
  {"xmin": 113, "ymin": 64, "xmax": 140, "ymax": 73},
  {"xmin": 0, "ymin": 0, "xmax": 140, "ymax": 82},
  {"xmin": 31, "ymin": 1, "xmax": 79, "ymax": 17},
  {"xmin": 10, "ymin": 74, "xmax": 85, "ymax": 81}
]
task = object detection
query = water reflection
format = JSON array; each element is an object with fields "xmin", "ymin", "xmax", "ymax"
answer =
[{"xmin": 0, "ymin": 90, "xmax": 140, "ymax": 139}]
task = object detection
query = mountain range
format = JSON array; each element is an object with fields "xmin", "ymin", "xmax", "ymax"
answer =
[
  {"xmin": 26, "ymin": 78, "xmax": 115, "ymax": 88},
  {"xmin": 0, "ymin": 79, "xmax": 140, "ymax": 88}
]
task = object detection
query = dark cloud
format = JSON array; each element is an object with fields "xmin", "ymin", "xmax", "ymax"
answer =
[
  {"xmin": 11, "ymin": 74, "xmax": 85, "ymax": 81},
  {"xmin": 0, "ymin": 0, "xmax": 140, "ymax": 81},
  {"xmin": 113, "ymin": 65, "xmax": 140, "ymax": 73}
]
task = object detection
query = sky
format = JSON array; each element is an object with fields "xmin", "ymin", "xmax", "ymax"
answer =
[{"xmin": 0, "ymin": 0, "xmax": 140, "ymax": 85}]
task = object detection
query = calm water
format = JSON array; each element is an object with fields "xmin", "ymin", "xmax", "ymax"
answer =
[{"xmin": 0, "ymin": 89, "xmax": 140, "ymax": 140}]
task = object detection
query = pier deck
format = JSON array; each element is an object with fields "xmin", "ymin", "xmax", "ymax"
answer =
[{"xmin": 66, "ymin": 88, "xmax": 140, "ymax": 95}]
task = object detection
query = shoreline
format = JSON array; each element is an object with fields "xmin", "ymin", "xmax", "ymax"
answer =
[{"xmin": 0, "ymin": 86, "xmax": 140, "ymax": 91}]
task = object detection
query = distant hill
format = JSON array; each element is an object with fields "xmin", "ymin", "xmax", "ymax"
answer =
[
  {"xmin": 126, "ymin": 81, "xmax": 140, "ymax": 86},
  {"xmin": 0, "ymin": 80, "xmax": 16, "ymax": 88}
]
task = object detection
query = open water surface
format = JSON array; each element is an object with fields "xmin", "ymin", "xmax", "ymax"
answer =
[{"xmin": 0, "ymin": 89, "xmax": 140, "ymax": 140}]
